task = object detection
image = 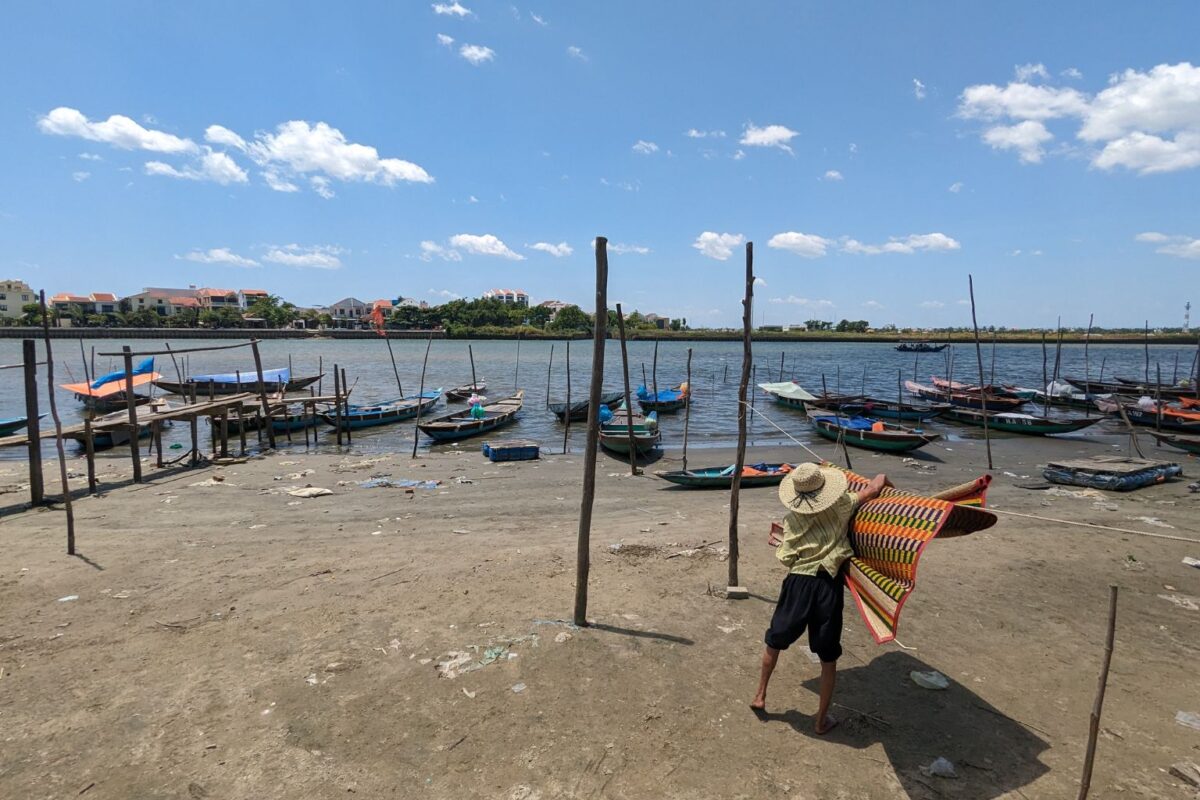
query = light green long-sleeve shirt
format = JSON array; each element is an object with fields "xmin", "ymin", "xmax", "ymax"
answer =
[{"xmin": 775, "ymin": 492, "xmax": 860, "ymax": 577}]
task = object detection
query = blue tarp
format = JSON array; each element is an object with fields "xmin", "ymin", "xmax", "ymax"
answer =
[
  {"xmin": 91, "ymin": 357, "xmax": 154, "ymax": 390},
  {"xmin": 812, "ymin": 415, "xmax": 875, "ymax": 431},
  {"xmin": 190, "ymin": 367, "xmax": 290, "ymax": 384},
  {"xmin": 636, "ymin": 385, "xmax": 683, "ymax": 402}
]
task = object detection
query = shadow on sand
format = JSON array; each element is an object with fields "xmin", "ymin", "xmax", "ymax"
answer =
[{"xmin": 759, "ymin": 651, "xmax": 1050, "ymax": 799}]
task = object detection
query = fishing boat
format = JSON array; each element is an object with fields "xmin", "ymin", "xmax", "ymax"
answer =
[
  {"xmin": 930, "ymin": 376, "xmax": 1032, "ymax": 401},
  {"xmin": 656, "ymin": 463, "xmax": 793, "ymax": 489},
  {"xmin": 1181, "ymin": 396, "xmax": 1200, "ymax": 410},
  {"xmin": 941, "ymin": 407, "xmax": 1103, "ymax": 436},
  {"xmin": 636, "ymin": 383, "xmax": 689, "ymax": 413},
  {"xmin": 1149, "ymin": 432, "xmax": 1200, "ymax": 456},
  {"xmin": 446, "ymin": 382, "xmax": 487, "ymax": 402},
  {"xmin": 1066, "ymin": 376, "xmax": 1193, "ymax": 399},
  {"xmin": 905, "ymin": 380, "xmax": 1026, "ymax": 412},
  {"xmin": 155, "ymin": 367, "xmax": 321, "ymax": 396},
  {"xmin": 62, "ymin": 357, "xmax": 163, "ymax": 413},
  {"xmin": 810, "ymin": 414, "xmax": 939, "ymax": 453},
  {"xmin": 0, "ymin": 414, "xmax": 44, "ymax": 436},
  {"xmin": 598, "ymin": 406, "xmax": 661, "ymax": 456},
  {"xmin": 895, "ymin": 341, "xmax": 948, "ymax": 353},
  {"xmin": 549, "ymin": 390, "xmax": 624, "ymax": 422},
  {"xmin": 417, "ymin": 390, "xmax": 524, "ymax": 441},
  {"xmin": 84, "ymin": 404, "xmax": 167, "ymax": 450},
  {"xmin": 1104, "ymin": 403, "xmax": 1200, "ymax": 434},
  {"xmin": 321, "ymin": 389, "xmax": 442, "ymax": 431},
  {"xmin": 758, "ymin": 381, "xmax": 819, "ymax": 410},
  {"xmin": 1034, "ymin": 380, "xmax": 1112, "ymax": 412},
  {"xmin": 856, "ymin": 398, "xmax": 949, "ymax": 422}
]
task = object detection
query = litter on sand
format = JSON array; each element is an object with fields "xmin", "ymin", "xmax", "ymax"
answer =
[
  {"xmin": 920, "ymin": 757, "xmax": 958, "ymax": 779},
  {"xmin": 511, "ymin": 682, "xmax": 526, "ymax": 693},
  {"xmin": 357, "ymin": 478, "xmax": 441, "ymax": 490},
  {"xmin": 1183, "ymin": 557, "xmax": 1200, "ymax": 569},
  {"xmin": 287, "ymin": 487, "xmax": 333, "ymax": 498},
  {"xmin": 1176, "ymin": 711, "xmax": 1200, "ymax": 731},
  {"xmin": 56, "ymin": 595, "xmax": 78, "ymax": 603},
  {"xmin": 910, "ymin": 670, "xmax": 950, "ymax": 690}
]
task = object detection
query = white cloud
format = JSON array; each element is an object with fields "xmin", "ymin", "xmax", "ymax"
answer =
[
  {"xmin": 919, "ymin": 300, "xmax": 945, "ymax": 309},
  {"xmin": 429, "ymin": 288, "xmax": 462, "ymax": 299},
  {"xmin": 436, "ymin": 33, "xmax": 455, "ymax": 47},
  {"xmin": 822, "ymin": 169, "xmax": 843, "ymax": 181},
  {"xmin": 432, "ymin": 2, "xmax": 472, "ymax": 16},
  {"xmin": 1136, "ymin": 232, "xmax": 1200, "ymax": 259},
  {"xmin": 1010, "ymin": 249, "xmax": 1023, "ymax": 256},
  {"xmin": 531, "ymin": 12, "xmax": 546, "ymax": 25},
  {"xmin": 767, "ymin": 232, "xmax": 831, "ymax": 258},
  {"xmin": 684, "ymin": 128, "xmax": 725, "ymax": 138},
  {"xmin": 420, "ymin": 241, "xmax": 463, "ymax": 262},
  {"xmin": 740, "ymin": 123, "xmax": 799, "ymax": 153},
  {"xmin": 241, "ymin": 120, "xmax": 433, "ymax": 189},
  {"xmin": 842, "ymin": 232, "xmax": 961, "ymax": 255},
  {"xmin": 467, "ymin": 194, "xmax": 479, "ymax": 203},
  {"xmin": 632, "ymin": 139, "xmax": 659, "ymax": 155},
  {"xmin": 459, "ymin": 44, "xmax": 495, "ymax": 65},
  {"xmin": 752, "ymin": 277, "xmax": 767, "ymax": 287},
  {"xmin": 310, "ymin": 175, "xmax": 335, "ymax": 199},
  {"xmin": 263, "ymin": 171, "xmax": 300, "ymax": 192},
  {"xmin": 449, "ymin": 233, "xmax": 524, "ymax": 260},
  {"xmin": 38, "ymin": 107, "xmax": 197, "ymax": 154},
  {"xmin": 913, "ymin": 78, "xmax": 927, "ymax": 100},
  {"xmin": 692, "ymin": 231, "xmax": 744, "ymax": 260},
  {"xmin": 204, "ymin": 124, "xmax": 247, "ymax": 151},
  {"xmin": 594, "ymin": 240, "xmax": 650, "ymax": 255},
  {"xmin": 262, "ymin": 244, "xmax": 344, "ymax": 269},
  {"xmin": 72, "ymin": 171, "xmax": 90, "ymax": 182},
  {"xmin": 982, "ymin": 120, "xmax": 1054, "ymax": 163},
  {"xmin": 179, "ymin": 247, "xmax": 259, "ymax": 267},
  {"xmin": 1061, "ymin": 67, "xmax": 1083, "ymax": 80},
  {"xmin": 1014, "ymin": 63, "xmax": 1050, "ymax": 82},
  {"xmin": 144, "ymin": 149, "xmax": 249, "ymax": 185},
  {"xmin": 849, "ymin": 142, "xmax": 858, "ymax": 153},
  {"xmin": 528, "ymin": 241, "xmax": 573, "ymax": 257},
  {"xmin": 863, "ymin": 300, "xmax": 884, "ymax": 309},
  {"xmin": 958, "ymin": 82, "xmax": 1088, "ymax": 121},
  {"xmin": 566, "ymin": 45, "xmax": 586, "ymax": 61},
  {"xmin": 78, "ymin": 152, "xmax": 102, "ymax": 161},
  {"xmin": 948, "ymin": 181, "xmax": 964, "ymax": 193},
  {"xmin": 769, "ymin": 296, "xmax": 834, "ymax": 309},
  {"xmin": 1092, "ymin": 131, "xmax": 1200, "ymax": 173},
  {"xmin": 731, "ymin": 149, "xmax": 746, "ymax": 160}
]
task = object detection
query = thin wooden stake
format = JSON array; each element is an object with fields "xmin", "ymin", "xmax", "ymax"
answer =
[
  {"xmin": 682, "ymin": 347, "xmax": 693, "ymax": 471},
  {"xmin": 468, "ymin": 344, "xmax": 478, "ymax": 390},
  {"xmin": 1077, "ymin": 585, "xmax": 1118, "ymax": 800},
  {"xmin": 562, "ymin": 339, "xmax": 571, "ymax": 454},
  {"xmin": 514, "ymin": 334, "xmax": 521, "ymax": 393},
  {"xmin": 651, "ymin": 337, "xmax": 659, "ymax": 403},
  {"xmin": 1042, "ymin": 332, "xmax": 1051, "ymax": 418},
  {"xmin": 318, "ymin": 355, "xmax": 323, "ymax": 396},
  {"xmin": 411, "ymin": 333, "xmax": 434, "ymax": 458},
  {"xmin": 615, "ymin": 305, "xmax": 640, "ymax": 476},
  {"xmin": 574, "ymin": 236, "xmax": 609, "ymax": 627},
  {"xmin": 333, "ymin": 365, "xmax": 343, "ymax": 446},
  {"xmin": 1143, "ymin": 321, "xmax": 1150, "ymax": 385},
  {"xmin": 779, "ymin": 350, "xmax": 785, "ymax": 382},
  {"xmin": 546, "ymin": 343, "xmax": 555, "ymax": 409},
  {"xmin": 1084, "ymin": 314, "xmax": 1094, "ymax": 417},
  {"xmin": 22, "ymin": 339, "xmax": 44, "ymax": 505},
  {"xmin": 39, "ymin": 292, "xmax": 75, "ymax": 553},
  {"xmin": 728, "ymin": 241, "xmax": 753, "ymax": 591},
  {"xmin": 968, "ymin": 275, "xmax": 993, "ymax": 469},
  {"xmin": 384, "ymin": 333, "xmax": 404, "ymax": 397},
  {"xmin": 122, "ymin": 346, "xmax": 142, "ymax": 482},
  {"xmin": 823, "ymin": 373, "xmax": 852, "ymax": 470},
  {"xmin": 341, "ymin": 367, "xmax": 351, "ymax": 446},
  {"xmin": 250, "ymin": 341, "xmax": 276, "ymax": 449}
]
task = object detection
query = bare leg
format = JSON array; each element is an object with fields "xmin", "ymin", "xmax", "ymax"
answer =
[
  {"xmin": 815, "ymin": 660, "xmax": 838, "ymax": 734},
  {"xmin": 750, "ymin": 646, "xmax": 780, "ymax": 713}
]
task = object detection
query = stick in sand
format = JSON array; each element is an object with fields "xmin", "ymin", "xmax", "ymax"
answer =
[
  {"xmin": 1084, "ymin": 313, "xmax": 1093, "ymax": 417},
  {"xmin": 822, "ymin": 373, "xmax": 852, "ymax": 470},
  {"xmin": 546, "ymin": 343, "xmax": 554, "ymax": 409},
  {"xmin": 968, "ymin": 275, "xmax": 993, "ymax": 470},
  {"xmin": 384, "ymin": 330, "xmax": 403, "ymax": 397},
  {"xmin": 573, "ymin": 236, "xmax": 609, "ymax": 626},
  {"xmin": 1077, "ymin": 585, "xmax": 1118, "ymax": 800},
  {"xmin": 562, "ymin": 339, "xmax": 571, "ymax": 454},
  {"xmin": 411, "ymin": 332, "xmax": 434, "ymax": 458},
  {"xmin": 727, "ymin": 241, "xmax": 753, "ymax": 594},
  {"xmin": 615, "ymin": 305, "xmax": 640, "ymax": 476},
  {"xmin": 39, "ymin": 292, "xmax": 75, "ymax": 554},
  {"xmin": 682, "ymin": 347, "xmax": 693, "ymax": 471}
]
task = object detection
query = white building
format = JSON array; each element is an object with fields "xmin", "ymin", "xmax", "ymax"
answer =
[
  {"xmin": 483, "ymin": 288, "xmax": 529, "ymax": 307},
  {"xmin": 0, "ymin": 279, "xmax": 35, "ymax": 319}
]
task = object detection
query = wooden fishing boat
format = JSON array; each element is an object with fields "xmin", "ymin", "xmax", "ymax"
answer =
[
  {"xmin": 1149, "ymin": 432, "xmax": 1200, "ymax": 455},
  {"xmin": 941, "ymin": 407, "xmax": 1103, "ymax": 436},
  {"xmin": 856, "ymin": 398, "xmax": 949, "ymax": 422},
  {"xmin": 636, "ymin": 384, "xmax": 689, "ymax": 413},
  {"xmin": 1110, "ymin": 404, "xmax": 1200, "ymax": 434},
  {"xmin": 931, "ymin": 376, "xmax": 1031, "ymax": 401},
  {"xmin": 155, "ymin": 368, "xmax": 321, "ymax": 396},
  {"xmin": 0, "ymin": 414, "xmax": 44, "ymax": 436},
  {"xmin": 271, "ymin": 410, "xmax": 320, "ymax": 433},
  {"xmin": 321, "ymin": 390, "xmax": 442, "ymax": 431},
  {"xmin": 810, "ymin": 414, "xmax": 939, "ymax": 453},
  {"xmin": 1034, "ymin": 380, "xmax": 1112, "ymax": 412},
  {"xmin": 895, "ymin": 341, "xmax": 948, "ymax": 352},
  {"xmin": 83, "ymin": 405, "xmax": 166, "ymax": 450},
  {"xmin": 417, "ymin": 390, "xmax": 524, "ymax": 441},
  {"xmin": 656, "ymin": 462, "xmax": 793, "ymax": 489},
  {"xmin": 906, "ymin": 380, "xmax": 1026, "ymax": 412},
  {"xmin": 1063, "ymin": 377, "xmax": 1133, "ymax": 394},
  {"xmin": 549, "ymin": 390, "xmax": 624, "ymax": 422},
  {"xmin": 1181, "ymin": 396, "xmax": 1200, "ymax": 410},
  {"xmin": 759, "ymin": 381, "xmax": 819, "ymax": 410},
  {"xmin": 446, "ymin": 382, "xmax": 487, "ymax": 402},
  {"xmin": 599, "ymin": 407, "xmax": 661, "ymax": 456}
]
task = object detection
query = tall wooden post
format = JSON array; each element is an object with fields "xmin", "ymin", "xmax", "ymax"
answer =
[
  {"xmin": 1143, "ymin": 321, "xmax": 1150, "ymax": 385},
  {"xmin": 573, "ymin": 236, "xmax": 609, "ymax": 627},
  {"xmin": 22, "ymin": 340, "xmax": 44, "ymax": 505},
  {"xmin": 384, "ymin": 334, "xmax": 403, "ymax": 397},
  {"xmin": 562, "ymin": 339, "xmax": 571, "ymax": 454},
  {"xmin": 468, "ymin": 345, "xmax": 478, "ymax": 390},
  {"xmin": 122, "ymin": 346, "xmax": 142, "ymax": 483},
  {"xmin": 411, "ymin": 333, "xmax": 434, "ymax": 458},
  {"xmin": 249, "ymin": 340, "xmax": 276, "ymax": 449},
  {"xmin": 727, "ymin": 242, "xmax": 753, "ymax": 595},
  {"xmin": 968, "ymin": 275, "xmax": 993, "ymax": 470},
  {"xmin": 779, "ymin": 350, "xmax": 785, "ymax": 382},
  {"xmin": 1077, "ymin": 585, "xmax": 1118, "ymax": 800},
  {"xmin": 546, "ymin": 343, "xmax": 554, "ymax": 409},
  {"xmin": 1084, "ymin": 314, "xmax": 1094, "ymax": 417},
  {"xmin": 39, "ymin": 292, "xmax": 75, "ymax": 553},
  {"xmin": 615, "ymin": 306, "xmax": 639, "ymax": 476},
  {"xmin": 514, "ymin": 334, "xmax": 521, "ymax": 393},
  {"xmin": 682, "ymin": 347, "xmax": 693, "ymax": 471},
  {"xmin": 333, "ymin": 365, "xmax": 343, "ymax": 446},
  {"xmin": 341, "ymin": 367, "xmax": 351, "ymax": 445},
  {"xmin": 1042, "ymin": 333, "xmax": 1050, "ymax": 418},
  {"xmin": 651, "ymin": 337, "xmax": 659, "ymax": 403}
]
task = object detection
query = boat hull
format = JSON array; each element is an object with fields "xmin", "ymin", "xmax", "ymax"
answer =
[
  {"xmin": 322, "ymin": 395, "xmax": 440, "ymax": 431},
  {"xmin": 656, "ymin": 464, "xmax": 791, "ymax": 488},
  {"xmin": 811, "ymin": 417, "xmax": 936, "ymax": 453},
  {"xmin": 1149, "ymin": 432, "xmax": 1200, "ymax": 455},
  {"xmin": 942, "ymin": 409, "xmax": 1103, "ymax": 436},
  {"xmin": 155, "ymin": 375, "xmax": 321, "ymax": 396}
]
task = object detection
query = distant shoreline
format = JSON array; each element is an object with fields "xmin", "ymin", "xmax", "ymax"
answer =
[{"xmin": 0, "ymin": 326, "xmax": 1196, "ymax": 345}]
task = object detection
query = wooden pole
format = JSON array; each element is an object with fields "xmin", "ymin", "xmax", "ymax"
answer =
[
  {"xmin": 1155, "ymin": 363, "xmax": 1163, "ymax": 436},
  {"xmin": 727, "ymin": 241, "xmax": 753, "ymax": 592},
  {"xmin": 682, "ymin": 347, "xmax": 693, "ymax": 471},
  {"xmin": 822, "ymin": 373, "xmax": 852, "ymax": 470},
  {"xmin": 562, "ymin": 339, "xmax": 571, "ymax": 454},
  {"xmin": 1099, "ymin": 356, "xmax": 1107, "ymax": 386},
  {"xmin": 1143, "ymin": 321, "xmax": 1150, "ymax": 385},
  {"xmin": 779, "ymin": 350, "xmax": 785, "ymax": 382},
  {"xmin": 249, "ymin": 340, "xmax": 276, "ymax": 449},
  {"xmin": 1053, "ymin": 318, "xmax": 1064, "ymax": 388},
  {"xmin": 411, "ymin": 333, "xmax": 434, "ymax": 458},
  {"xmin": 341, "ymin": 367, "xmax": 351, "ymax": 445},
  {"xmin": 641, "ymin": 362, "xmax": 648, "ymax": 390},
  {"xmin": 968, "ymin": 276, "xmax": 993, "ymax": 470},
  {"xmin": 1042, "ymin": 333, "xmax": 1051, "ymax": 418},
  {"xmin": 79, "ymin": 337, "xmax": 92, "ymax": 386},
  {"xmin": 1084, "ymin": 314, "xmax": 1094, "ymax": 417},
  {"xmin": 573, "ymin": 236, "xmax": 609, "ymax": 627},
  {"xmin": 22, "ymin": 340, "xmax": 44, "ymax": 505},
  {"xmin": 546, "ymin": 343, "xmax": 554, "ymax": 409},
  {"xmin": 83, "ymin": 416, "xmax": 96, "ymax": 493},
  {"xmin": 1077, "ymin": 585, "xmax": 1118, "ymax": 800},
  {"xmin": 333, "ymin": 365, "xmax": 343, "ymax": 446},
  {"xmin": 989, "ymin": 332, "xmax": 997, "ymax": 388},
  {"xmin": 164, "ymin": 342, "xmax": 185, "ymax": 398},
  {"xmin": 1195, "ymin": 333, "xmax": 1200, "ymax": 398},
  {"xmin": 90, "ymin": 345, "xmax": 96, "ymax": 382},
  {"xmin": 651, "ymin": 337, "xmax": 659, "ymax": 403},
  {"xmin": 122, "ymin": 346, "xmax": 142, "ymax": 483},
  {"xmin": 384, "ymin": 333, "xmax": 403, "ymax": 397},
  {"xmin": 1172, "ymin": 352, "xmax": 1179, "ymax": 385},
  {"xmin": 39, "ymin": 292, "xmax": 75, "ymax": 553},
  {"xmin": 615, "ymin": 305, "xmax": 640, "ymax": 476},
  {"xmin": 318, "ymin": 355, "xmax": 323, "ymax": 396},
  {"xmin": 514, "ymin": 334, "xmax": 521, "ymax": 393},
  {"xmin": 468, "ymin": 344, "xmax": 478, "ymax": 390}
]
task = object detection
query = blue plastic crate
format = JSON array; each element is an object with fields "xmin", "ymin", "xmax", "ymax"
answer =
[{"xmin": 483, "ymin": 439, "xmax": 540, "ymax": 462}]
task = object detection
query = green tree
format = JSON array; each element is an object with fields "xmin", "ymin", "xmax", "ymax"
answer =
[
  {"xmin": 246, "ymin": 295, "xmax": 297, "ymax": 328},
  {"xmin": 21, "ymin": 302, "xmax": 55, "ymax": 326},
  {"xmin": 548, "ymin": 304, "xmax": 592, "ymax": 331}
]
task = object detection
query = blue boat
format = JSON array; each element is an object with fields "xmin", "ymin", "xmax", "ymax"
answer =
[
  {"xmin": 636, "ymin": 384, "xmax": 689, "ymax": 413},
  {"xmin": 417, "ymin": 391, "xmax": 524, "ymax": 442},
  {"xmin": 155, "ymin": 367, "xmax": 321, "ymax": 395},
  {"xmin": 0, "ymin": 414, "xmax": 44, "ymax": 437},
  {"xmin": 321, "ymin": 389, "xmax": 442, "ymax": 431}
]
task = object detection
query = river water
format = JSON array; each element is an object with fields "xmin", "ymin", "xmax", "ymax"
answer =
[{"xmin": 3, "ymin": 337, "xmax": 1197, "ymax": 461}]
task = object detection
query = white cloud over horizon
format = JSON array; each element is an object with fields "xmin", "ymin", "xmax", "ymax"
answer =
[
  {"xmin": 1136, "ymin": 231, "xmax": 1200, "ymax": 259},
  {"xmin": 842, "ymin": 232, "xmax": 961, "ymax": 255},
  {"xmin": 740, "ymin": 123, "xmax": 799, "ymax": 153},
  {"xmin": 449, "ymin": 233, "xmax": 524, "ymax": 260},
  {"xmin": 39, "ymin": 107, "xmax": 195, "ymax": 154},
  {"xmin": 528, "ymin": 241, "xmax": 573, "ymax": 257},
  {"xmin": 178, "ymin": 247, "xmax": 259, "ymax": 267},
  {"xmin": 692, "ymin": 231, "xmax": 744, "ymax": 260},
  {"xmin": 262, "ymin": 244, "xmax": 344, "ymax": 269}
]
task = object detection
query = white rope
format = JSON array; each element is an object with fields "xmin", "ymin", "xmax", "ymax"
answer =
[
  {"xmin": 739, "ymin": 401, "xmax": 826, "ymax": 462},
  {"xmin": 982, "ymin": 507, "xmax": 1200, "ymax": 545}
]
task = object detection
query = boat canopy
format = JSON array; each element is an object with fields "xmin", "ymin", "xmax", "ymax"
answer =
[
  {"xmin": 90, "ymin": 357, "xmax": 154, "ymax": 389},
  {"xmin": 190, "ymin": 367, "xmax": 290, "ymax": 384}
]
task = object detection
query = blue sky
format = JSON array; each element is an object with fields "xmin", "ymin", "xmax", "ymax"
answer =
[{"xmin": 3, "ymin": 1, "xmax": 1198, "ymax": 328}]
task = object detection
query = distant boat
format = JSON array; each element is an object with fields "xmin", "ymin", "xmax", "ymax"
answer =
[
  {"xmin": 599, "ymin": 405, "xmax": 661, "ymax": 456},
  {"xmin": 446, "ymin": 382, "xmax": 487, "ymax": 403},
  {"xmin": 906, "ymin": 380, "xmax": 1027, "ymax": 412},
  {"xmin": 656, "ymin": 463, "xmax": 793, "ymax": 489},
  {"xmin": 856, "ymin": 398, "xmax": 949, "ymax": 422},
  {"xmin": 1149, "ymin": 432, "xmax": 1200, "ymax": 456},
  {"xmin": 549, "ymin": 390, "xmax": 624, "ymax": 422},
  {"xmin": 0, "ymin": 414, "xmax": 44, "ymax": 437},
  {"xmin": 321, "ymin": 390, "xmax": 442, "ymax": 431},
  {"xmin": 155, "ymin": 367, "xmax": 321, "ymax": 396},
  {"xmin": 895, "ymin": 341, "xmax": 948, "ymax": 353},
  {"xmin": 809, "ymin": 414, "xmax": 939, "ymax": 453},
  {"xmin": 417, "ymin": 390, "xmax": 524, "ymax": 442},
  {"xmin": 636, "ymin": 384, "xmax": 689, "ymax": 413},
  {"xmin": 62, "ymin": 364, "xmax": 161, "ymax": 414},
  {"xmin": 940, "ymin": 407, "xmax": 1103, "ymax": 436},
  {"xmin": 758, "ymin": 381, "xmax": 819, "ymax": 410}
]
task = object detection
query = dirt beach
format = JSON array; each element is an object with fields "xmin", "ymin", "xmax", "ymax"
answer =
[{"xmin": 1, "ymin": 431, "xmax": 1198, "ymax": 799}]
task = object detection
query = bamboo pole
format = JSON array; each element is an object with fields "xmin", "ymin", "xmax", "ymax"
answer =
[
  {"xmin": 1172, "ymin": 352, "xmax": 1179, "ymax": 385},
  {"xmin": 727, "ymin": 242, "xmax": 753, "ymax": 593},
  {"xmin": 83, "ymin": 415, "xmax": 96, "ymax": 493},
  {"xmin": 411, "ymin": 333, "xmax": 434, "ymax": 458},
  {"xmin": 615, "ymin": 305, "xmax": 640, "ymax": 476},
  {"xmin": 39, "ymin": 293, "xmax": 75, "ymax": 553},
  {"xmin": 250, "ymin": 341, "xmax": 276, "ymax": 449},
  {"xmin": 822, "ymin": 373, "xmax": 852, "ymax": 470},
  {"xmin": 562, "ymin": 339, "xmax": 571, "ymax": 454},
  {"xmin": 573, "ymin": 236, "xmax": 609, "ymax": 627},
  {"xmin": 341, "ymin": 367, "xmax": 351, "ymax": 446},
  {"xmin": 318, "ymin": 355, "xmax": 323, "ymax": 396},
  {"xmin": 779, "ymin": 350, "xmax": 785, "ymax": 382},
  {"xmin": 968, "ymin": 275, "xmax": 993, "ymax": 470},
  {"xmin": 682, "ymin": 347, "xmax": 693, "ymax": 471},
  {"xmin": 1042, "ymin": 333, "xmax": 1050, "ymax": 418},
  {"xmin": 468, "ymin": 344, "xmax": 478, "ymax": 391},
  {"xmin": 546, "ymin": 343, "xmax": 554, "ymax": 409},
  {"xmin": 642, "ymin": 362, "xmax": 648, "ymax": 390},
  {"xmin": 1077, "ymin": 585, "xmax": 1118, "ymax": 800},
  {"xmin": 333, "ymin": 365, "xmax": 343, "ymax": 446},
  {"xmin": 122, "ymin": 346, "xmax": 142, "ymax": 482},
  {"xmin": 22, "ymin": 340, "xmax": 44, "ymax": 505},
  {"xmin": 989, "ymin": 332, "xmax": 997, "ymax": 387},
  {"xmin": 1155, "ymin": 363, "xmax": 1163, "ymax": 437},
  {"xmin": 384, "ymin": 333, "xmax": 403, "ymax": 397},
  {"xmin": 1143, "ymin": 321, "xmax": 1150, "ymax": 385},
  {"xmin": 1084, "ymin": 314, "xmax": 1093, "ymax": 417}
]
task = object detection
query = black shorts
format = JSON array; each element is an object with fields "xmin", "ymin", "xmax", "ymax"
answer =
[{"xmin": 764, "ymin": 570, "xmax": 844, "ymax": 663}]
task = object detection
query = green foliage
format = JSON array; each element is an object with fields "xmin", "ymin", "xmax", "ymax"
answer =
[
  {"xmin": 21, "ymin": 302, "xmax": 55, "ymax": 326},
  {"xmin": 834, "ymin": 319, "xmax": 870, "ymax": 333},
  {"xmin": 200, "ymin": 308, "xmax": 244, "ymax": 328},
  {"xmin": 805, "ymin": 319, "xmax": 833, "ymax": 331},
  {"xmin": 548, "ymin": 304, "xmax": 592, "ymax": 331},
  {"xmin": 246, "ymin": 295, "xmax": 298, "ymax": 327}
]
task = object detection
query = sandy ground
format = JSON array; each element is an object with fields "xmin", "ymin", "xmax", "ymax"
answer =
[{"xmin": 1, "ymin": 427, "xmax": 1199, "ymax": 799}]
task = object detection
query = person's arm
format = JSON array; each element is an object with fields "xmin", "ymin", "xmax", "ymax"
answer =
[{"xmin": 856, "ymin": 473, "xmax": 891, "ymax": 504}]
